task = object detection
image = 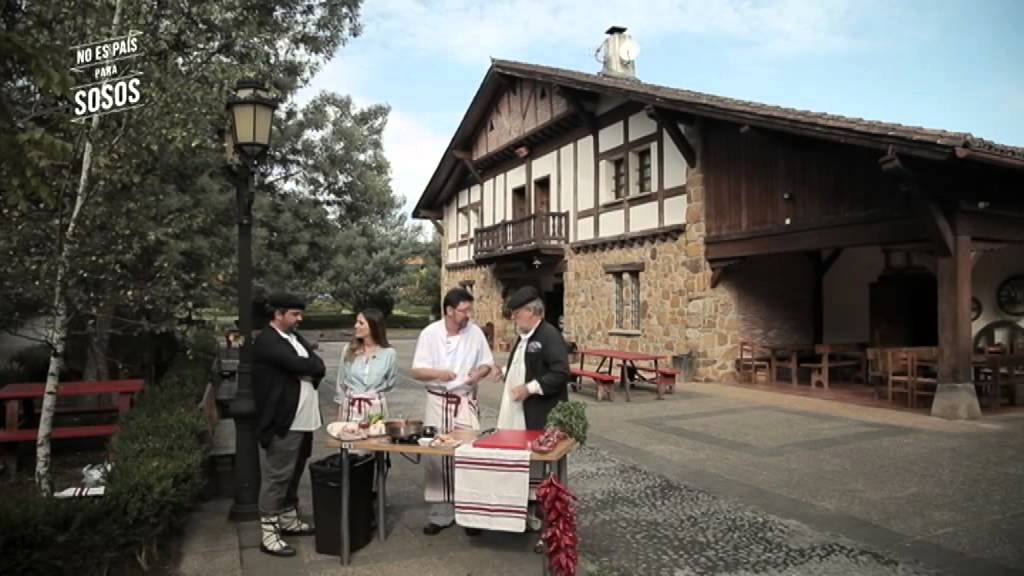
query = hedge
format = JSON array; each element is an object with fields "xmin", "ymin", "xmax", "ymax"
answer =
[
  {"xmin": 300, "ymin": 312, "xmax": 431, "ymax": 330},
  {"xmin": 0, "ymin": 330, "xmax": 218, "ymax": 576}
]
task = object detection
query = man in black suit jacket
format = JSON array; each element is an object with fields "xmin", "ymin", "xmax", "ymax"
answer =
[
  {"xmin": 504, "ymin": 286, "xmax": 570, "ymax": 430},
  {"xmin": 252, "ymin": 293, "xmax": 325, "ymax": 557}
]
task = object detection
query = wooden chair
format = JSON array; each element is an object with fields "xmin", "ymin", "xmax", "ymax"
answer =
[
  {"xmin": 737, "ymin": 342, "xmax": 771, "ymax": 384},
  {"xmin": 886, "ymin": 349, "xmax": 936, "ymax": 408},
  {"xmin": 866, "ymin": 348, "xmax": 889, "ymax": 399}
]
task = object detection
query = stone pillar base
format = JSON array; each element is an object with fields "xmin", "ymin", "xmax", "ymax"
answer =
[{"xmin": 930, "ymin": 383, "xmax": 982, "ymax": 420}]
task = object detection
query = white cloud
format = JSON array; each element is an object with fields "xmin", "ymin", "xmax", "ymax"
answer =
[
  {"xmin": 382, "ymin": 108, "xmax": 448, "ymax": 218},
  {"xmin": 362, "ymin": 0, "xmax": 870, "ymax": 63}
]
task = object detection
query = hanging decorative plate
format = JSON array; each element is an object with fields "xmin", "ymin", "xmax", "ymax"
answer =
[
  {"xmin": 971, "ymin": 298, "xmax": 982, "ymax": 321},
  {"xmin": 996, "ymin": 275, "xmax": 1024, "ymax": 316}
]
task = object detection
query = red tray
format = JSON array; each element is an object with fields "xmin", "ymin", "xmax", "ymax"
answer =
[{"xmin": 473, "ymin": 429, "xmax": 543, "ymax": 449}]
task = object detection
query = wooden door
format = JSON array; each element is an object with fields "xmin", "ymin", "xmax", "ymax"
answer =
[
  {"xmin": 869, "ymin": 272, "xmax": 938, "ymax": 347},
  {"xmin": 512, "ymin": 186, "xmax": 527, "ymax": 220},
  {"xmin": 534, "ymin": 177, "xmax": 550, "ymax": 215}
]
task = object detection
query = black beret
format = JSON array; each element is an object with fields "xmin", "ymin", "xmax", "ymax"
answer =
[
  {"xmin": 504, "ymin": 286, "xmax": 540, "ymax": 312},
  {"xmin": 266, "ymin": 292, "xmax": 306, "ymax": 310}
]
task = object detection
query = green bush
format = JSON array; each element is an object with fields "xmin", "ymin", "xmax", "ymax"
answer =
[{"xmin": 0, "ymin": 331, "xmax": 213, "ymax": 575}]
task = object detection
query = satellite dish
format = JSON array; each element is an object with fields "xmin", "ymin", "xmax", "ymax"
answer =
[{"xmin": 618, "ymin": 37, "xmax": 639, "ymax": 62}]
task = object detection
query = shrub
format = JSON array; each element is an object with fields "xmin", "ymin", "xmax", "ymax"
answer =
[{"xmin": 0, "ymin": 331, "xmax": 214, "ymax": 575}]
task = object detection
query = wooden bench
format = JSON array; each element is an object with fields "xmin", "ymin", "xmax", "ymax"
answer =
[
  {"xmin": 634, "ymin": 366, "xmax": 679, "ymax": 396},
  {"xmin": 570, "ymin": 367, "xmax": 618, "ymax": 402},
  {"xmin": 1, "ymin": 379, "xmax": 144, "ymax": 479}
]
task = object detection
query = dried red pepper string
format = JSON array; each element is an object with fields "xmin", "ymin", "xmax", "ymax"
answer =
[{"xmin": 538, "ymin": 474, "xmax": 578, "ymax": 576}]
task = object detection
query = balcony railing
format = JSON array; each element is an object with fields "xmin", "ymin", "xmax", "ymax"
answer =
[{"xmin": 474, "ymin": 211, "xmax": 569, "ymax": 256}]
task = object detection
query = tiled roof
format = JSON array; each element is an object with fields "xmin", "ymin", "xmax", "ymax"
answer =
[{"xmin": 491, "ymin": 59, "xmax": 1024, "ymax": 161}]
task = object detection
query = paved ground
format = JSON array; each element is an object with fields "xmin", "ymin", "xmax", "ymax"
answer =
[{"xmin": 177, "ymin": 334, "xmax": 1024, "ymax": 576}]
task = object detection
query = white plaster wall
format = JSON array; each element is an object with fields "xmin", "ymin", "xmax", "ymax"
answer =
[
  {"xmin": 665, "ymin": 195, "xmax": 687, "ymax": 226},
  {"xmin": 507, "ymin": 165, "xmax": 526, "ymax": 202},
  {"xmin": 972, "ymin": 244, "xmax": 1024, "ymax": 338},
  {"xmin": 628, "ymin": 112, "xmax": 657, "ymax": 140},
  {"xmin": 599, "ymin": 208, "xmax": 625, "ymax": 237},
  {"xmin": 470, "ymin": 184, "xmax": 480, "ymax": 204},
  {"xmin": 494, "ymin": 174, "xmax": 505, "ymax": 223},
  {"xmin": 577, "ymin": 216, "xmax": 594, "ymax": 241},
  {"xmin": 599, "ymin": 121, "xmax": 624, "ymax": 153},
  {"xmin": 447, "ymin": 247, "xmax": 457, "ymax": 263},
  {"xmin": 823, "ymin": 247, "xmax": 886, "ymax": 343},
  {"xmin": 664, "ymin": 125, "xmax": 688, "ymax": 188},
  {"xmin": 630, "ymin": 202, "xmax": 659, "ymax": 232},
  {"xmin": 577, "ymin": 136, "xmax": 595, "ymax": 211},
  {"xmin": 483, "ymin": 179, "xmax": 494, "ymax": 226}
]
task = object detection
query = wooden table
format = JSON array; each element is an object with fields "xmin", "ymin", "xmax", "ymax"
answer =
[
  {"xmin": 799, "ymin": 344, "xmax": 866, "ymax": 390},
  {"xmin": 325, "ymin": 430, "xmax": 578, "ymax": 568},
  {"xmin": 765, "ymin": 346, "xmax": 809, "ymax": 387},
  {"xmin": 577, "ymin": 348, "xmax": 666, "ymax": 401},
  {"xmin": 0, "ymin": 379, "xmax": 144, "ymax": 477}
]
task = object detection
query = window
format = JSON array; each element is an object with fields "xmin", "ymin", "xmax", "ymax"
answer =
[
  {"xmin": 606, "ymin": 264, "xmax": 644, "ymax": 332},
  {"xmin": 458, "ymin": 207, "xmax": 470, "ymax": 239},
  {"xmin": 612, "ymin": 157, "xmax": 626, "ymax": 199},
  {"xmin": 636, "ymin": 148, "xmax": 652, "ymax": 193}
]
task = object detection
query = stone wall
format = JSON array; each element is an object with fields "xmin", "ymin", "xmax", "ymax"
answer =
[{"xmin": 562, "ymin": 127, "xmax": 746, "ymax": 382}]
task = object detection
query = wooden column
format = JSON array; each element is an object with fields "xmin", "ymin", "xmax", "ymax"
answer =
[
  {"xmin": 810, "ymin": 252, "xmax": 824, "ymax": 345},
  {"xmin": 936, "ymin": 234, "xmax": 972, "ymax": 383}
]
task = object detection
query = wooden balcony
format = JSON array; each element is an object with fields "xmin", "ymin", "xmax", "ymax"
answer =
[{"xmin": 474, "ymin": 212, "xmax": 569, "ymax": 260}]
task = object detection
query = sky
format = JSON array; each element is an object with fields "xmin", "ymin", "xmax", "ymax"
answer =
[{"xmin": 297, "ymin": 0, "xmax": 1024, "ymax": 220}]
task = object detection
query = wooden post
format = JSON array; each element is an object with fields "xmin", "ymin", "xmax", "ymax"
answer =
[{"xmin": 932, "ymin": 234, "xmax": 981, "ymax": 419}]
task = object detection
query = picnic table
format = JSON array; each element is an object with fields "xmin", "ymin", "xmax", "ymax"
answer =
[
  {"xmin": 0, "ymin": 379, "xmax": 144, "ymax": 477},
  {"xmin": 573, "ymin": 348, "xmax": 676, "ymax": 401},
  {"xmin": 324, "ymin": 430, "xmax": 577, "ymax": 571}
]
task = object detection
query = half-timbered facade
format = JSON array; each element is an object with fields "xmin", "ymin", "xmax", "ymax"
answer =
[{"xmin": 414, "ymin": 58, "xmax": 1024, "ymax": 418}]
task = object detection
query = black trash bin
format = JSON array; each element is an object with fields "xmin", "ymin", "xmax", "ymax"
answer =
[{"xmin": 310, "ymin": 453, "xmax": 376, "ymax": 555}]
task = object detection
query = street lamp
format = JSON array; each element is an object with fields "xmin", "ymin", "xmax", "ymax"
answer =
[{"xmin": 225, "ymin": 78, "xmax": 277, "ymax": 522}]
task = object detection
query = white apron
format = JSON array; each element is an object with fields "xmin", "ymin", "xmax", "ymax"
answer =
[
  {"xmin": 497, "ymin": 338, "xmax": 527, "ymax": 430},
  {"xmin": 338, "ymin": 391, "xmax": 388, "ymax": 423},
  {"xmin": 423, "ymin": 389, "xmax": 479, "ymax": 503}
]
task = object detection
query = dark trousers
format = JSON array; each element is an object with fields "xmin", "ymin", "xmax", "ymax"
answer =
[{"xmin": 258, "ymin": 430, "xmax": 312, "ymax": 515}]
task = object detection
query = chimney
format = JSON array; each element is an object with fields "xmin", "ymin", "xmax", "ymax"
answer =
[{"xmin": 598, "ymin": 26, "xmax": 638, "ymax": 79}]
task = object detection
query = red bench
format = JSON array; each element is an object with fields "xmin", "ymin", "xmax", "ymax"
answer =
[
  {"xmin": 570, "ymin": 367, "xmax": 619, "ymax": 402},
  {"xmin": 634, "ymin": 366, "xmax": 679, "ymax": 395},
  {"xmin": 1, "ymin": 379, "xmax": 144, "ymax": 479}
]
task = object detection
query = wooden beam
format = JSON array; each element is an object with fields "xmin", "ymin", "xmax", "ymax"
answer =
[
  {"xmin": 555, "ymin": 86, "xmax": 595, "ymax": 130},
  {"xmin": 879, "ymin": 150, "xmax": 954, "ymax": 257},
  {"xmin": 705, "ymin": 217, "xmax": 925, "ymax": 260},
  {"xmin": 937, "ymin": 235, "xmax": 973, "ymax": 384},
  {"xmin": 822, "ymin": 248, "xmax": 844, "ymax": 275},
  {"xmin": 955, "ymin": 211, "xmax": 1024, "ymax": 243},
  {"xmin": 645, "ymin": 105, "xmax": 697, "ymax": 168},
  {"xmin": 708, "ymin": 258, "xmax": 744, "ymax": 289},
  {"xmin": 452, "ymin": 150, "xmax": 484, "ymax": 186},
  {"xmin": 603, "ymin": 262, "xmax": 645, "ymax": 273},
  {"xmin": 710, "ymin": 269, "xmax": 725, "ymax": 289}
]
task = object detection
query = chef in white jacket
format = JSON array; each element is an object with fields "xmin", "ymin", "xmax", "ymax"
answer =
[{"xmin": 410, "ymin": 287, "xmax": 493, "ymax": 536}]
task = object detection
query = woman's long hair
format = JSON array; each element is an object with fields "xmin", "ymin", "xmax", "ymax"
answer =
[{"xmin": 345, "ymin": 308, "xmax": 390, "ymax": 362}]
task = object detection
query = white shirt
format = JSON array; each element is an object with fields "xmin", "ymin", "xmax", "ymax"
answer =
[
  {"xmin": 273, "ymin": 327, "xmax": 322, "ymax": 432},
  {"xmin": 413, "ymin": 320, "xmax": 494, "ymax": 395},
  {"xmin": 515, "ymin": 321, "xmax": 544, "ymax": 396}
]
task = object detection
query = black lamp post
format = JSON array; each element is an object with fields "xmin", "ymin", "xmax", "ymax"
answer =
[{"xmin": 225, "ymin": 79, "xmax": 277, "ymax": 522}]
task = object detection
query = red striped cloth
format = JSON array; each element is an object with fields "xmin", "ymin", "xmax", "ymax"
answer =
[{"xmin": 454, "ymin": 445, "xmax": 531, "ymax": 532}]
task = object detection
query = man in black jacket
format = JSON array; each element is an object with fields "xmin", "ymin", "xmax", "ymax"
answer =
[
  {"xmin": 252, "ymin": 293, "xmax": 325, "ymax": 557},
  {"xmin": 504, "ymin": 286, "xmax": 570, "ymax": 430}
]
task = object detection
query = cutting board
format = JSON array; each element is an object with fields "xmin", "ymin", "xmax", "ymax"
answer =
[{"xmin": 473, "ymin": 429, "xmax": 543, "ymax": 450}]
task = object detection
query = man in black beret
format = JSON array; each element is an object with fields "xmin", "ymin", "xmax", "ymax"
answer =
[
  {"xmin": 499, "ymin": 286, "xmax": 570, "ymax": 430},
  {"xmin": 252, "ymin": 292, "xmax": 325, "ymax": 557}
]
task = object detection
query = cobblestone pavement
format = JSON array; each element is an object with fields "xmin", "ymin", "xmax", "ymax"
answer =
[{"xmin": 569, "ymin": 445, "xmax": 940, "ymax": 576}]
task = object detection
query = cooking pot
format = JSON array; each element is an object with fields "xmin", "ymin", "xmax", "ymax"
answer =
[{"xmin": 384, "ymin": 419, "xmax": 423, "ymax": 441}]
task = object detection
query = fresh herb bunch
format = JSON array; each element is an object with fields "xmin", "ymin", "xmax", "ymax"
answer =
[{"xmin": 546, "ymin": 400, "xmax": 588, "ymax": 445}]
